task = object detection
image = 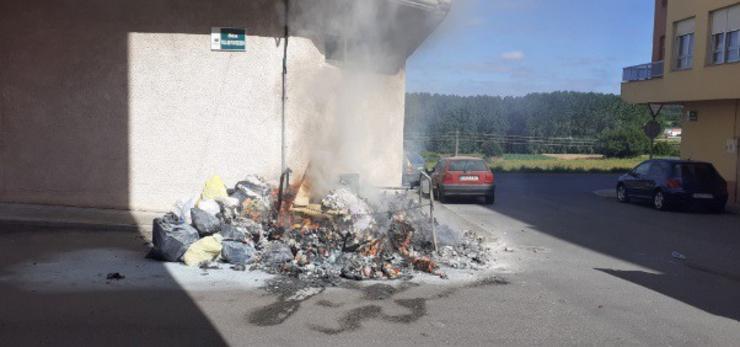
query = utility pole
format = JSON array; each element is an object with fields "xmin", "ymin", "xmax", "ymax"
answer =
[{"xmin": 454, "ymin": 130, "xmax": 459, "ymax": 156}]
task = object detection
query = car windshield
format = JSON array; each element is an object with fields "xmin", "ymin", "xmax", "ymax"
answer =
[
  {"xmin": 448, "ymin": 159, "xmax": 488, "ymax": 172},
  {"xmin": 677, "ymin": 163, "xmax": 720, "ymax": 181},
  {"xmin": 407, "ymin": 153, "xmax": 425, "ymax": 166}
]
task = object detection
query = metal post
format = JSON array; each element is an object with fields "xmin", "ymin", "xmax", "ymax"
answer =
[
  {"xmin": 274, "ymin": 168, "xmax": 292, "ymax": 220},
  {"xmin": 280, "ymin": 0, "xmax": 289, "ymax": 172},
  {"xmin": 418, "ymin": 177, "xmax": 423, "ymax": 205},
  {"xmin": 419, "ymin": 171, "xmax": 437, "ymax": 252}
]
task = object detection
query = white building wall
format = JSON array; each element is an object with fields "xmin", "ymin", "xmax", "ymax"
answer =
[
  {"xmin": 0, "ymin": 0, "xmax": 405, "ymax": 211},
  {"xmin": 127, "ymin": 32, "xmax": 286, "ymax": 210}
]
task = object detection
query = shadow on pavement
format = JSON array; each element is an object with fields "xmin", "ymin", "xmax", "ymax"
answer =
[
  {"xmin": 487, "ymin": 173, "xmax": 740, "ymax": 322},
  {"xmin": 0, "ymin": 1, "xmax": 325, "ymax": 344},
  {"xmin": 596, "ymin": 268, "xmax": 740, "ymax": 321},
  {"xmin": 0, "ymin": 225, "xmax": 228, "ymax": 346}
]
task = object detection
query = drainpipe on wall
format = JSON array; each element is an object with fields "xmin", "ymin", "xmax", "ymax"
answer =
[
  {"xmin": 735, "ymin": 100, "xmax": 739, "ymax": 203},
  {"xmin": 281, "ymin": 0, "xmax": 290, "ymax": 172}
]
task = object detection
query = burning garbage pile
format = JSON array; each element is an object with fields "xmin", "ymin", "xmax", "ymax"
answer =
[{"xmin": 147, "ymin": 173, "xmax": 491, "ymax": 282}]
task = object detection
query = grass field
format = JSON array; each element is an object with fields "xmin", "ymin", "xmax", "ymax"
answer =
[
  {"xmin": 421, "ymin": 152, "xmax": 646, "ymax": 174},
  {"xmin": 490, "ymin": 155, "xmax": 643, "ymax": 173}
]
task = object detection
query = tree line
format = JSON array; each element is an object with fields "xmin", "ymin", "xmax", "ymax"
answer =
[{"xmin": 404, "ymin": 91, "xmax": 681, "ymax": 158}]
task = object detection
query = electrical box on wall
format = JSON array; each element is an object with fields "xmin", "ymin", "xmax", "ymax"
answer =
[
  {"xmin": 686, "ymin": 110, "xmax": 698, "ymax": 122},
  {"xmin": 727, "ymin": 138, "xmax": 738, "ymax": 154}
]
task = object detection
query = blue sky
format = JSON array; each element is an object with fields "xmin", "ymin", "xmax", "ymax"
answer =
[{"xmin": 406, "ymin": 0, "xmax": 655, "ymax": 96}]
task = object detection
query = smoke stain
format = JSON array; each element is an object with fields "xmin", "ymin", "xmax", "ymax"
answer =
[
  {"xmin": 249, "ymin": 276, "xmax": 509, "ymax": 329},
  {"xmin": 310, "ymin": 297, "xmax": 427, "ymax": 334},
  {"xmin": 310, "ymin": 305, "xmax": 383, "ymax": 335},
  {"xmin": 316, "ymin": 300, "xmax": 344, "ymax": 308},
  {"xmin": 361, "ymin": 283, "xmax": 401, "ymax": 300},
  {"xmin": 248, "ymin": 299, "xmax": 303, "ymax": 327},
  {"xmin": 247, "ymin": 277, "xmax": 325, "ymax": 327},
  {"xmin": 469, "ymin": 276, "xmax": 510, "ymax": 288},
  {"xmin": 381, "ymin": 298, "xmax": 426, "ymax": 323},
  {"xmin": 431, "ymin": 287, "xmax": 457, "ymax": 299}
]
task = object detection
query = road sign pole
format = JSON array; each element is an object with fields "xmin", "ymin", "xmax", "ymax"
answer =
[{"xmin": 645, "ymin": 103, "xmax": 662, "ymax": 159}]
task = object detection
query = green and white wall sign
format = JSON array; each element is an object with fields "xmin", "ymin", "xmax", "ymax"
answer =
[{"xmin": 211, "ymin": 27, "xmax": 246, "ymax": 52}]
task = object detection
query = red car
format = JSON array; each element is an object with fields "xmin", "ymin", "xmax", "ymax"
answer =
[{"xmin": 430, "ymin": 156, "xmax": 495, "ymax": 204}]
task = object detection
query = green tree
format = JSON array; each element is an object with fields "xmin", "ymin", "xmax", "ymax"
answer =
[
  {"xmin": 404, "ymin": 92, "xmax": 658, "ymax": 155},
  {"xmin": 596, "ymin": 128, "xmax": 650, "ymax": 158},
  {"xmin": 480, "ymin": 140, "xmax": 504, "ymax": 157},
  {"xmin": 653, "ymin": 141, "xmax": 680, "ymax": 157}
]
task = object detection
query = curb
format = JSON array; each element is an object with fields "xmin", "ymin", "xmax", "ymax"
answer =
[
  {"xmin": 593, "ymin": 189, "xmax": 616, "ymax": 198},
  {"xmin": 0, "ymin": 203, "xmax": 158, "ymax": 232},
  {"xmin": 0, "ymin": 218, "xmax": 147, "ymax": 232}
]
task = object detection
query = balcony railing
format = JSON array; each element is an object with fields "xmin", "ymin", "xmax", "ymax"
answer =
[{"xmin": 622, "ymin": 60, "xmax": 664, "ymax": 82}]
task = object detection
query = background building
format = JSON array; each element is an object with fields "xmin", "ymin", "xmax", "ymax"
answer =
[
  {"xmin": 622, "ymin": 0, "xmax": 740, "ymax": 207},
  {"xmin": 0, "ymin": 0, "xmax": 450, "ymax": 211}
]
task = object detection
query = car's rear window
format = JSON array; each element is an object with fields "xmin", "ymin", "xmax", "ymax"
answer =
[
  {"xmin": 448, "ymin": 159, "xmax": 488, "ymax": 172},
  {"xmin": 676, "ymin": 163, "xmax": 720, "ymax": 181}
]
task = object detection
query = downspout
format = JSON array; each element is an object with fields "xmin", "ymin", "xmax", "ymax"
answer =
[
  {"xmin": 281, "ymin": 0, "xmax": 290, "ymax": 172},
  {"xmin": 735, "ymin": 100, "xmax": 739, "ymax": 203}
]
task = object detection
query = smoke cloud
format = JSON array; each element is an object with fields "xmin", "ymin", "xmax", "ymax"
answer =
[{"xmin": 287, "ymin": 0, "xmax": 450, "ymax": 199}]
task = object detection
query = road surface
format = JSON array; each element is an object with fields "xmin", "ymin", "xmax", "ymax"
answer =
[{"xmin": 1, "ymin": 174, "xmax": 738, "ymax": 346}]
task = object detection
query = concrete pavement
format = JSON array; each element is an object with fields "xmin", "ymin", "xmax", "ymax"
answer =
[
  {"xmin": 1, "ymin": 174, "xmax": 739, "ymax": 345},
  {"xmin": 442, "ymin": 173, "xmax": 740, "ymax": 344}
]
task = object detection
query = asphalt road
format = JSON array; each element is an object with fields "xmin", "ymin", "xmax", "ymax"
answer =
[
  {"xmin": 1, "ymin": 173, "xmax": 739, "ymax": 346},
  {"xmin": 441, "ymin": 173, "xmax": 740, "ymax": 345}
]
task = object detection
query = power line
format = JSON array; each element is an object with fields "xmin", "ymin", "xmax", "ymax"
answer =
[{"xmin": 405, "ymin": 132, "xmax": 598, "ymax": 143}]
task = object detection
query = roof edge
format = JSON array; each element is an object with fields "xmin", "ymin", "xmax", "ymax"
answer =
[{"xmin": 393, "ymin": 0, "xmax": 452, "ymax": 12}]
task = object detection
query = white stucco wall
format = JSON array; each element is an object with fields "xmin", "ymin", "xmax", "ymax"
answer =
[
  {"xmin": 0, "ymin": 0, "xmax": 405, "ymax": 211},
  {"xmin": 126, "ymin": 32, "xmax": 286, "ymax": 209}
]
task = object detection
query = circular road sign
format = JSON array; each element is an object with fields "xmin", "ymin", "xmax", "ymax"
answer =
[{"xmin": 644, "ymin": 120, "xmax": 661, "ymax": 139}]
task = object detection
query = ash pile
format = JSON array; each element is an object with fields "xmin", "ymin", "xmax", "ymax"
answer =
[{"xmin": 147, "ymin": 173, "xmax": 491, "ymax": 283}]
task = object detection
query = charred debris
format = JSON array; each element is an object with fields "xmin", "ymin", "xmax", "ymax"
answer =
[{"xmin": 148, "ymin": 171, "xmax": 491, "ymax": 285}]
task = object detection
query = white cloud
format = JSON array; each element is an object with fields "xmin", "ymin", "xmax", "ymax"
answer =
[{"xmin": 501, "ymin": 50, "xmax": 525, "ymax": 61}]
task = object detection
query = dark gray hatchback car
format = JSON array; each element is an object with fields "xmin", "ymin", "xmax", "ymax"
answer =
[{"xmin": 617, "ymin": 159, "xmax": 728, "ymax": 212}]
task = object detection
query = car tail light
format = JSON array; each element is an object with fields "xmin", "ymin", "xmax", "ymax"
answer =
[
  {"xmin": 666, "ymin": 178, "xmax": 682, "ymax": 189},
  {"xmin": 483, "ymin": 172, "xmax": 494, "ymax": 184},
  {"xmin": 443, "ymin": 172, "xmax": 455, "ymax": 184}
]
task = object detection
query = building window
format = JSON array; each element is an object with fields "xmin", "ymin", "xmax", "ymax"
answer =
[
  {"xmin": 673, "ymin": 18, "xmax": 695, "ymax": 70},
  {"xmin": 710, "ymin": 4, "xmax": 740, "ymax": 65},
  {"xmin": 713, "ymin": 32, "xmax": 726, "ymax": 64},
  {"xmin": 676, "ymin": 33, "xmax": 694, "ymax": 69},
  {"xmin": 727, "ymin": 30, "xmax": 740, "ymax": 62}
]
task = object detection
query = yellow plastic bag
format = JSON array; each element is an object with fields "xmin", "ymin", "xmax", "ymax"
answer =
[
  {"xmin": 202, "ymin": 175, "xmax": 228, "ymax": 200},
  {"xmin": 183, "ymin": 234, "xmax": 223, "ymax": 266}
]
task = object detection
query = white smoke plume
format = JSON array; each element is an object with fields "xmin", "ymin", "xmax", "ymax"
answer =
[{"xmin": 287, "ymin": 0, "xmax": 450, "ymax": 199}]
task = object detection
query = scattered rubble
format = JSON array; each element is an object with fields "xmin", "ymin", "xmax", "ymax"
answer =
[
  {"xmin": 147, "ymin": 173, "xmax": 493, "ymax": 285},
  {"xmin": 191, "ymin": 208, "xmax": 221, "ymax": 236},
  {"xmin": 221, "ymin": 240, "xmax": 256, "ymax": 265},
  {"xmin": 149, "ymin": 213, "xmax": 199, "ymax": 262},
  {"xmin": 183, "ymin": 234, "xmax": 223, "ymax": 267}
]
